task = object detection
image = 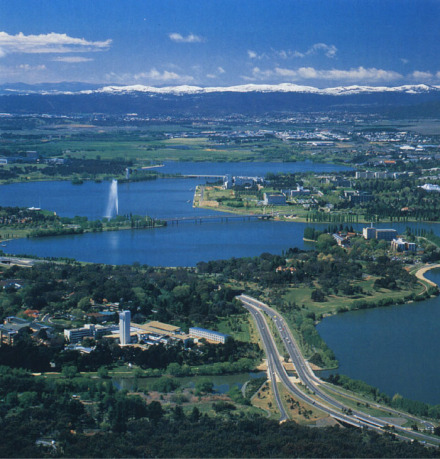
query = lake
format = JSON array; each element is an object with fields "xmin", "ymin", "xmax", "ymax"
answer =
[
  {"xmin": 0, "ymin": 161, "xmax": 352, "ymax": 265},
  {"xmin": 317, "ymin": 268, "xmax": 440, "ymax": 405},
  {"xmin": 2, "ymin": 160, "xmax": 440, "ymax": 404}
]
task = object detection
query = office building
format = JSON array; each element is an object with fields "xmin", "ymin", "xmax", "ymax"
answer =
[
  {"xmin": 189, "ymin": 327, "xmax": 229, "ymax": 344},
  {"xmin": 119, "ymin": 310, "xmax": 131, "ymax": 345}
]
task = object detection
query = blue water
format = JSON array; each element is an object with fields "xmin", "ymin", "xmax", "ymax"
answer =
[
  {"xmin": 2, "ymin": 160, "xmax": 440, "ymax": 403},
  {"xmin": 4, "ymin": 220, "xmax": 316, "ymax": 266},
  {"xmin": 0, "ymin": 161, "xmax": 354, "ymax": 265},
  {"xmin": 318, "ymin": 269, "xmax": 440, "ymax": 405},
  {"xmin": 0, "ymin": 161, "xmax": 350, "ymax": 220},
  {"xmin": 0, "ymin": 178, "xmax": 209, "ymax": 220}
]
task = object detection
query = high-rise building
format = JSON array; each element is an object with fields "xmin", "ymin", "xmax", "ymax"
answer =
[{"xmin": 119, "ymin": 310, "xmax": 131, "ymax": 345}]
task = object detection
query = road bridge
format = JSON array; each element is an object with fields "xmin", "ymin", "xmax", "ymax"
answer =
[
  {"xmin": 181, "ymin": 174, "xmax": 225, "ymax": 179},
  {"xmin": 163, "ymin": 214, "xmax": 273, "ymax": 224}
]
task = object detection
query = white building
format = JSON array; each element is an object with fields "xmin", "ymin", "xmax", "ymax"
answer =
[
  {"xmin": 362, "ymin": 226, "xmax": 397, "ymax": 241},
  {"xmin": 64, "ymin": 324, "xmax": 117, "ymax": 343},
  {"xmin": 290, "ymin": 185, "xmax": 311, "ymax": 197},
  {"xmin": 419, "ymin": 184, "xmax": 440, "ymax": 192},
  {"xmin": 119, "ymin": 310, "xmax": 131, "ymax": 345},
  {"xmin": 391, "ymin": 238, "xmax": 417, "ymax": 252},
  {"xmin": 362, "ymin": 226, "xmax": 376, "ymax": 240},
  {"xmin": 189, "ymin": 327, "xmax": 229, "ymax": 344},
  {"xmin": 263, "ymin": 193, "xmax": 287, "ymax": 206}
]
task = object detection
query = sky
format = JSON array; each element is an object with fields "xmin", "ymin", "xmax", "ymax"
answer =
[{"xmin": 0, "ymin": 0, "xmax": 439, "ymax": 88}]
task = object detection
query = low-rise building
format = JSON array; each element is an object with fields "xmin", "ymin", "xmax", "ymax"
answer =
[
  {"xmin": 263, "ymin": 193, "xmax": 287, "ymax": 206},
  {"xmin": 189, "ymin": 327, "xmax": 230, "ymax": 344},
  {"xmin": 363, "ymin": 227, "xmax": 398, "ymax": 241},
  {"xmin": 376, "ymin": 229, "xmax": 398, "ymax": 241},
  {"xmin": 64, "ymin": 324, "xmax": 117, "ymax": 343},
  {"xmin": 289, "ymin": 185, "xmax": 311, "ymax": 197},
  {"xmin": 348, "ymin": 192, "xmax": 373, "ymax": 204},
  {"xmin": 332, "ymin": 233, "xmax": 350, "ymax": 247},
  {"xmin": 391, "ymin": 238, "xmax": 417, "ymax": 252}
]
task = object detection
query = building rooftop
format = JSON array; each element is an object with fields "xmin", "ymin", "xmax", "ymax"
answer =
[
  {"xmin": 133, "ymin": 321, "xmax": 181, "ymax": 334},
  {"xmin": 189, "ymin": 327, "xmax": 229, "ymax": 339}
]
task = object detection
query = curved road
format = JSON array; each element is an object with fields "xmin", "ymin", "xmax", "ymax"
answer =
[
  {"xmin": 246, "ymin": 303, "xmax": 289, "ymax": 421},
  {"xmin": 239, "ymin": 294, "xmax": 440, "ymax": 446}
]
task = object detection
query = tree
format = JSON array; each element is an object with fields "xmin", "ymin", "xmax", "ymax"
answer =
[
  {"xmin": 62, "ymin": 365, "xmax": 78, "ymax": 379},
  {"xmin": 311, "ymin": 289, "xmax": 326, "ymax": 302},
  {"xmin": 97, "ymin": 366, "xmax": 109, "ymax": 379},
  {"xmin": 195, "ymin": 378, "xmax": 214, "ymax": 395},
  {"xmin": 316, "ymin": 233, "xmax": 337, "ymax": 252},
  {"xmin": 147, "ymin": 401, "xmax": 164, "ymax": 423},
  {"xmin": 189, "ymin": 406, "xmax": 201, "ymax": 422}
]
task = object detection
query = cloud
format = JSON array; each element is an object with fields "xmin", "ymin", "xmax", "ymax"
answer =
[
  {"xmin": 169, "ymin": 33, "xmax": 203, "ymax": 43},
  {"xmin": 247, "ymin": 66, "xmax": 403, "ymax": 83},
  {"xmin": 17, "ymin": 64, "xmax": 46, "ymax": 71},
  {"xmin": 315, "ymin": 67, "xmax": 402, "ymax": 81},
  {"xmin": 0, "ymin": 63, "xmax": 47, "ymax": 83},
  {"xmin": 251, "ymin": 66, "xmax": 276, "ymax": 78},
  {"xmin": 401, "ymin": 58, "xmax": 409, "ymax": 65},
  {"xmin": 247, "ymin": 43, "xmax": 337, "ymax": 61},
  {"xmin": 206, "ymin": 66, "xmax": 226, "ymax": 79},
  {"xmin": 52, "ymin": 56, "xmax": 94, "ymax": 63},
  {"xmin": 410, "ymin": 70, "xmax": 433, "ymax": 80},
  {"xmin": 0, "ymin": 32, "xmax": 111, "ymax": 57},
  {"xmin": 306, "ymin": 43, "xmax": 337, "ymax": 58},
  {"xmin": 272, "ymin": 67, "xmax": 296, "ymax": 77},
  {"xmin": 106, "ymin": 68, "xmax": 194, "ymax": 84},
  {"xmin": 143, "ymin": 69, "xmax": 192, "ymax": 81}
]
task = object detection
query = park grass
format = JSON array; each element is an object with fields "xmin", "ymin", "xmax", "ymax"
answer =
[
  {"xmin": 277, "ymin": 383, "xmax": 327, "ymax": 424},
  {"xmin": 0, "ymin": 228, "xmax": 32, "ymax": 240},
  {"xmin": 215, "ymin": 314, "xmax": 253, "ymax": 342},
  {"xmin": 9, "ymin": 132, "xmax": 302, "ymax": 164},
  {"xmin": 317, "ymin": 385, "xmax": 425, "ymax": 426},
  {"xmin": 251, "ymin": 380, "xmax": 282, "ymax": 420},
  {"xmin": 283, "ymin": 279, "xmax": 425, "ymax": 318},
  {"xmin": 181, "ymin": 399, "xmax": 266, "ymax": 418}
]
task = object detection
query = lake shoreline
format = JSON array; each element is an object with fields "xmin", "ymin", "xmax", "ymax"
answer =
[{"xmin": 415, "ymin": 264, "xmax": 440, "ymax": 287}]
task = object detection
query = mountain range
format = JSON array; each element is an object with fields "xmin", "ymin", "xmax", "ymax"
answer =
[{"xmin": 1, "ymin": 82, "xmax": 440, "ymax": 116}]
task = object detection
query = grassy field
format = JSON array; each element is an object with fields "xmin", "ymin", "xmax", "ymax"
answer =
[
  {"xmin": 251, "ymin": 380, "xmax": 282, "ymax": 420},
  {"xmin": 283, "ymin": 279, "xmax": 425, "ymax": 317},
  {"xmin": 215, "ymin": 314, "xmax": 253, "ymax": 342},
  {"xmin": 7, "ymin": 134, "xmax": 300, "ymax": 163},
  {"xmin": 277, "ymin": 383, "xmax": 328, "ymax": 424}
]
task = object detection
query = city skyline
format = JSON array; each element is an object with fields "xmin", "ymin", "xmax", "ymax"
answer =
[{"xmin": 0, "ymin": 0, "xmax": 439, "ymax": 87}]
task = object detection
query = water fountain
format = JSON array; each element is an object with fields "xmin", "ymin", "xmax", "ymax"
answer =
[{"xmin": 105, "ymin": 179, "xmax": 119, "ymax": 218}]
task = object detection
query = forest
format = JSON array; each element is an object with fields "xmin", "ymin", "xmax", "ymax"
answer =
[{"xmin": 0, "ymin": 367, "xmax": 438, "ymax": 458}]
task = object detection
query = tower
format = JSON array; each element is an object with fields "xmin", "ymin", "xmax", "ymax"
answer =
[{"xmin": 119, "ymin": 310, "xmax": 131, "ymax": 345}]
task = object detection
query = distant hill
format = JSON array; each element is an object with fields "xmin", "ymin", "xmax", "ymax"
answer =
[{"xmin": 1, "ymin": 83, "xmax": 440, "ymax": 116}]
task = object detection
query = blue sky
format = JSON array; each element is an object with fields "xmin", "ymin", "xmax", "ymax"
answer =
[{"xmin": 0, "ymin": 0, "xmax": 439, "ymax": 87}]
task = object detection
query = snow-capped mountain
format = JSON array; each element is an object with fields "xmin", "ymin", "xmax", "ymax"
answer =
[
  {"xmin": 79, "ymin": 83, "xmax": 440, "ymax": 97},
  {"xmin": 1, "ymin": 82, "xmax": 440, "ymax": 116},
  {"xmin": 1, "ymin": 82, "xmax": 439, "ymax": 97}
]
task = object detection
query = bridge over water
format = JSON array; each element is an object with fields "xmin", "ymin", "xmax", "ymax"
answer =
[
  {"xmin": 181, "ymin": 174, "xmax": 225, "ymax": 179},
  {"xmin": 163, "ymin": 214, "xmax": 273, "ymax": 224}
]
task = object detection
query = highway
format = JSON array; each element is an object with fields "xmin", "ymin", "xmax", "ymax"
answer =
[
  {"xmin": 244, "ymin": 303, "xmax": 289, "ymax": 422},
  {"xmin": 239, "ymin": 294, "xmax": 440, "ymax": 446}
]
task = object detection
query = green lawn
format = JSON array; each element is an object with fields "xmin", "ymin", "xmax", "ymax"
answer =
[
  {"xmin": 283, "ymin": 280, "xmax": 424, "ymax": 317},
  {"xmin": 215, "ymin": 315, "xmax": 253, "ymax": 342}
]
